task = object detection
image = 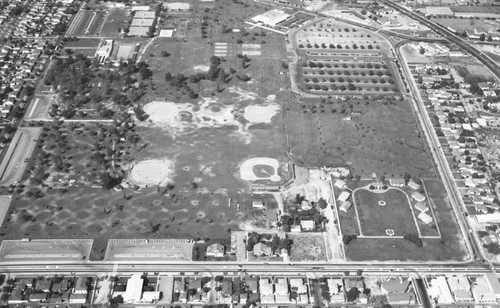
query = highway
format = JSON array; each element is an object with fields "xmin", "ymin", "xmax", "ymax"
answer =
[{"xmin": 382, "ymin": 0, "xmax": 500, "ymax": 81}]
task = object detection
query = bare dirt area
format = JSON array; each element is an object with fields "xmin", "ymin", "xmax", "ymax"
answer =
[{"xmin": 289, "ymin": 233, "xmax": 327, "ymax": 261}]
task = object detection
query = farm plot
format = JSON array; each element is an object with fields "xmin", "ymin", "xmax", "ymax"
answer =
[
  {"xmin": 352, "ymin": 188, "xmax": 417, "ymax": 236},
  {"xmin": 66, "ymin": 10, "xmax": 107, "ymax": 36}
]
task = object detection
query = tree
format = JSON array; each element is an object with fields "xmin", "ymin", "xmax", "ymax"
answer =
[
  {"xmin": 403, "ymin": 233, "xmax": 422, "ymax": 247},
  {"xmin": 404, "ymin": 172, "xmax": 411, "ymax": 184},
  {"xmin": 318, "ymin": 198, "xmax": 327, "ymax": 209},
  {"xmin": 100, "ymin": 172, "xmax": 122, "ymax": 190},
  {"xmin": 479, "ymin": 33, "xmax": 486, "ymax": 41},
  {"xmin": 345, "ymin": 287, "xmax": 360, "ymax": 302},
  {"xmin": 343, "ymin": 234, "xmax": 357, "ymax": 245},
  {"xmin": 161, "ymin": 50, "xmax": 170, "ymax": 57}
]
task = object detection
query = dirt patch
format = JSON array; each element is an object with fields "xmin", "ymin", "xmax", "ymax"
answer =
[
  {"xmin": 342, "ymin": 137, "xmax": 360, "ymax": 146},
  {"xmin": 244, "ymin": 104, "xmax": 281, "ymax": 123},
  {"xmin": 128, "ymin": 159, "xmax": 175, "ymax": 187},
  {"xmin": 239, "ymin": 157, "xmax": 281, "ymax": 182}
]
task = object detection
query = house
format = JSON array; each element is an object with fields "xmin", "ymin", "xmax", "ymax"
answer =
[
  {"xmin": 275, "ymin": 277, "xmax": 290, "ymax": 303},
  {"xmin": 68, "ymin": 293, "xmax": 87, "ymax": 304},
  {"xmin": 301, "ymin": 200, "xmax": 312, "ymax": 210},
  {"xmin": 334, "ymin": 179, "xmax": 347, "ymax": 189},
  {"xmin": 475, "ymin": 213, "xmax": 500, "ymax": 224},
  {"xmin": 447, "ymin": 275, "xmax": 473, "ymax": 302},
  {"xmin": 252, "ymin": 200, "xmax": 264, "ymax": 209},
  {"xmin": 381, "ymin": 277, "xmax": 410, "ymax": 294},
  {"xmin": 8, "ymin": 285, "xmax": 26, "ymax": 304},
  {"xmin": 372, "ymin": 181, "xmax": 384, "ymax": 189},
  {"xmin": 35, "ymin": 278, "xmax": 52, "ymax": 293},
  {"xmin": 29, "ymin": 292, "xmax": 48, "ymax": 302},
  {"xmin": 73, "ymin": 277, "xmax": 87, "ymax": 294},
  {"xmin": 426, "ymin": 276, "xmax": 454, "ymax": 304},
  {"xmin": 390, "ymin": 178, "xmax": 405, "ymax": 187},
  {"xmin": 412, "ymin": 191, "xmax": 426, "ymax": 202},
  {"xmin": 485, "ymin": 273, "xmax": 500, "ymax": 300},
  {"xmin": 188, "ymin": 278, "xmax": 203, "ymax": 292},
  {"xmin": 340, "ymin": 201, "xmax": 352, "ymax": 212},
  {"xmin": 338, "ymin": 191, "xmax": 351, "ymax": 203},
  {"xmin": 253, "ymin": 242, "xmax": 273, "ymax": 256},
  {"xmin": 221, "ymin": 280, "xmax": 233, "ymax": 299},
  {"xmin": 259, "ymin": 277, "xmax": 274, "ymax": 303},
  {"xmin": 123, "ymin": 274, "xmax": 143, "ymax": 303},
  {"xmin": 142, "ymin": 291, "xmax": 160, "ymax": 302},
  {"xmin": 408, "ymin": 180, "xmax": 421, "ymax": 190},
  {"xmin": 327, "ymin": 278, "xmax": 344, "ymax": 303},
  {"xmin": 415, "ymin": 202, "xmax": 429, "ymax": 213},
  {"xmin": 471, "ymin": 276, "xmax": 497, "ymax": 304},
  {"xmin": 206, "ymin": 243, "xmax": 225, "ymax": 257},
  {"xmin": 300, "ymin": 219, "xmax": 315, "ymax": 231},
  {"xmin": 418, "ymin": 212, "xmax": 433, "ymax": 224},
  {"xmin": 289, "ymin": 278, "xmax": 309, "ymax": 304},
  {"xmin": 475, "ymin": 204, "xmax": 488, "ymax": 214}
]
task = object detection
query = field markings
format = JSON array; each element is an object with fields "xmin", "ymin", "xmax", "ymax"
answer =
[
  {"xmin": 66, "ymin": 11, "xmax": 85, "ymax": 36},
  {"xmin": 27, "ymin": 98, "xmax": 39, "ymax": 118},
  {"xmin": 85, "ymin": 12, "xmax": 98, "ymax": 34}
]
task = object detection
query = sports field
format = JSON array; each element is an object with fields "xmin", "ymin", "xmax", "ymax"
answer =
[
  {"xmin": 353, "ymin": 188, "xmax": 417, "ymax": 236},
  {"xmin": 100, "ymin": 9, "xmax": 130, "ymax": 37}
]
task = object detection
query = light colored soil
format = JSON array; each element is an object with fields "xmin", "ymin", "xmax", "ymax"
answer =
[
  {"xmin": 239, "ymin": 157, "xmax": 281, "ymax": 181},
  {"xmin": 128, "ymin": 159, "xmax": 175, "ymax": 187},
  {"xmin": 244, "ymin": 104, "xmax": 281, "ymax": 123}
]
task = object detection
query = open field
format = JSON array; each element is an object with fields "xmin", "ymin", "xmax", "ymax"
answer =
[
  {"xmin": 289, "ymin": 233, "xmax": 327, "ymax": 261},
  {"xmin": 431, "ymin": 17, "xmax": 496, "ymax": 33},
  {"xmin": 100, "ymin": 8, "xmax": 130, "ymax": 37},
  {"xmin": 0, "ymin": 239, "xmax": 93, "ymax": 262},
  {"xmin": 285, "ymin": 97, "xmax": 434, "ymax": 178},
  {"xmin": 64, "ymin": 38, "xmax": 101, "ymax": 48},
  {"xmin": 340, "ymin": 179, "xmax": 467, "ymax": 261},
  {"xmin": 353, "ymin": 188, "xmax": 416, "ymax": 236},
  {"xmin": 66, "ymin": 10, "xmax": 107, "ymax": 36}
]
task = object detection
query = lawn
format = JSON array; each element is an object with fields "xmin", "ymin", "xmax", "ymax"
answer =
[
  {"xmin": 285, "ymin": 96, "xmax": 434, "ymax": 178},
  {"xmin": 67, "ymin": 10, "xmax": 107, "ymax": 36},
  {"xmin": 63, "ymin": 38, "xmax": 101, "ymax": 48},
  {"xmin": 353, "ymin": 188, "xmax": 416, "ymax": 236}
]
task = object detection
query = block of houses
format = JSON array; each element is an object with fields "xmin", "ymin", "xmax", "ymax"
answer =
[
  {"xmin": 206, "ymin": 243, "xmax": 225, "ymax": 257},
  {"xmin": 327, "ymin": 278, "xmax": 344, "ymax": 303},
  {"xmin": 221, "ymin": 280, "xmax": 233, "ymax": 300},
  {"xmin": 412, "ymin": 191, "xmax": 426, "ymax": 202},
  {"xmin": 425, "ymin": 276, "xmax": 454, "ymax": 305},
  {"xmin": 35, "ymin": 278, "xmax": 52, "ymax": 293},
  {"xmin": 418, "ymin": 212, "xmax": 433, "ymax": 224},
  {"xmin": 68, "ymin": 293, "xmax": 87, "ymax": 304},
  {"xmin": 390, "ymin": 178, "xmax": 405, "ymax": 187},
  {"xmin": 29, "ymin": 292, "xmax": 48, "ymax": 302},
  {"xmin": 338, "ymin": 191, "xmax": 351, "ymax": 203},
  {"xmin": 340, "ymin": 201, "xmax": 352, "ymax": 212},
  {"xmin": 259, "ymin": 278, "xmax": 274, "ymax": 303}
]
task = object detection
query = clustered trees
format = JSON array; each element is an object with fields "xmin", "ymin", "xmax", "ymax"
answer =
[{"xmin": 245, "ymin": 232, "xmax": 293, "ymax": 254}]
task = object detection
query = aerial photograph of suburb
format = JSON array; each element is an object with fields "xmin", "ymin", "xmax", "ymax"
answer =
[{"xmin": 1, "ymin": 0, "xmax": 500, "ymax": 306}]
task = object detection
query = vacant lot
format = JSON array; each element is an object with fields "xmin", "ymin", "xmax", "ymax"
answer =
[
  {"xmin": 289, "ymin": 233, "xmax": 327, "ymax": 261},
  {"xmin": 285, "ymin": 97, "xmax": 434, "ymax": 178},
  {"xmin": 353, "ymin": 188, "xmax": 416, "ymax": 236}
]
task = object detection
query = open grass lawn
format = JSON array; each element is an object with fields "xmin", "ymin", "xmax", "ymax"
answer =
[
  {"xmin": 67, "ymin": 10, "xmax": 107, "ymax": 36},
  {"xmin": 100, "ymin": 9, "xmax": 130, "ymax": 37},
  {"xmin": 285, "ymin": 98, "xmax": 434, "ymax": 178},
  {"xmin": 353, "ymin": 188, "xmax": 416, "ymax": 236}
]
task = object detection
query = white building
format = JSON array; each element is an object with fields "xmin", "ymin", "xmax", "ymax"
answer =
[
  {"xmin": 251, "ymin": 9, "xmax": 290, "ymax": 27},
  {"xmin": 447, "ymin": 275, "xmax": 473, "ymax": 302},
  {"xmin": 418, "ymin": 212, "xmax": 433, "ymax": 224},
  {"xmin": 338, "ymin": 191, "xmax": 351, "ymax": 203},
  {"xmin": 124, "ymin": 274, "xmax": 143, "ymax": 303},
  {"xmin": 426, "ymin": 276, "xmax": 454, "ymax": 304},
  {"xmin": 472, "ymin": 276, "xmax": 497, "ymax": 304}
]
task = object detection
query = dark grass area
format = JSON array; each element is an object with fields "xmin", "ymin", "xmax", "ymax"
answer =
[
  {"xmin": 63, "ymin": 38, "xmax": 101, "ymax": 48},
  {"xmin": 285, "ymin": 98, "xmax": 434, "ymax": 178},
  {"xmin": 100, "ymin": 9, "xmax": 130, "ymax": 37},
  {"xmin": 353, "ymin": 188, "xmax": 416, "ymax": 236}
]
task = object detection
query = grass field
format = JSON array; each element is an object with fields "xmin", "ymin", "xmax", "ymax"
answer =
[
  {"xmin": 353, "ymin": 188, "xmax": 416, "ymax": 236},
  {"xmin": 64, "ymin": 38, "xmax": 101, "ymax": 48},
  {"xmin": 285, "ymin": 97, "xmax": 434, "ymax": 178},
  {"xmin": 100, "ymin": 9, "xmax": 130, "ymax": 37}
]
